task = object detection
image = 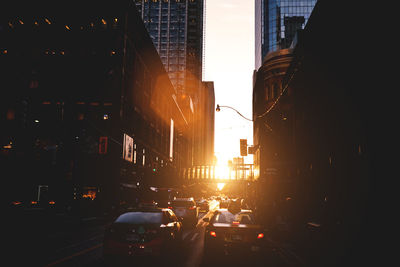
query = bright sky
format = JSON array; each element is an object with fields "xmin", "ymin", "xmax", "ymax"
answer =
[{"xmin": 203, "ymin": 0, "xmax": 254, "ymax": 166}]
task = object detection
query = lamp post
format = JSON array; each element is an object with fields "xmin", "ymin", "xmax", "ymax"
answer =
[
  {"xmin": 215, "ymin": 104, "xmax": 254, "ymax": 181},
  {"xmin": 215, "ymin": 104, "xmax": 253, "ymax": 122},
  {"xmin": 216, "ymin": 103, "xmax": 264, "ymax": 200}
]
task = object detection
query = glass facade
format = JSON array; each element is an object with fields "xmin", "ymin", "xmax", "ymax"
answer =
[
  {"xmin": 135, "ymin": 0, "xmax": 204, "ymax": 95},
  {"xmin": 255, "ymin": 0, "xmax": 317, "ymax": 69}
]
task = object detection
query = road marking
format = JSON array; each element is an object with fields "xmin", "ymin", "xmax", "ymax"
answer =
[
  {"xmin": 56, "ymin": 233, "xmax": 103, "ymax": 252},
  {"xmin": 190, "ymin": 232, "xmax": 199, "ymax": 242},
  {"xmin": 182, "ymin": 231, "xmax": 191, "ymax": 240},
  {"xmin": 44, "ymin": 243, "xmax": 102, "ymax": 267}
]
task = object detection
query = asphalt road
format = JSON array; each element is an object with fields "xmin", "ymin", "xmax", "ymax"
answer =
[{"xmin": 6, "ymin": 203, "xmax": 303, "ymax": 267}]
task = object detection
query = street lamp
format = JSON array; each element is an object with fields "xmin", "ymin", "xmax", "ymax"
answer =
[
  {"xmin": 216, "ymin": 104, "xmax": 276, "ymax": 134},
  {"xmin": 215, "ymin": 104, "xmax": 253, "ymax": 122}
]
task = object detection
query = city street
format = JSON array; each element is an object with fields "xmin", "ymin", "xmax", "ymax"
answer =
[
  {"xmin": 2, "ymin": 1, "xmax": 387, "ymax": 266},
  {"xmin": 7, "ymin": 204, "xmax": 303, "ymax": 267}
]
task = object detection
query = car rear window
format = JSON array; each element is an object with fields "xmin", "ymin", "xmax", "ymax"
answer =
[
  {"xmin": 114, "ymin": 211, "xmax": 163, "ymax": 224},
  {"xmin": 212, "ymin": 211, "xmax": 255, "ymax": 224},
  {"xmin": 171, "ymin": 200, "xmax": 194, "ymax": 207}
]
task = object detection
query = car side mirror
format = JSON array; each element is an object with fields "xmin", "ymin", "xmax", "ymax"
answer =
[{"xmin": 203, "ymin": 217, "xmax": 209, "ymax": 222}]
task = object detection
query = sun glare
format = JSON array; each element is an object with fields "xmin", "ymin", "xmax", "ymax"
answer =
[
  {"xmin": 217, "ymin": 183, "xmax": 225, "ymax": 191},
  {"xmin": 215, "ymin": 165, "xmax": 230, "ymax": 179}
]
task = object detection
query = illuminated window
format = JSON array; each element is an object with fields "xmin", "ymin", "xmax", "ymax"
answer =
[{"xmin": 134, "ymin": 144, "xmax": 137, "ymax": 164}]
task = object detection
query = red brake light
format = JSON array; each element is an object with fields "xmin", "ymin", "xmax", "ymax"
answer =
[
  {"xmin": 189, "ymin": 206, "xmax": 196, "ymax": 210},
  {"xmin": 209, "ymin": 231, "xmax": 217, "ymax": 237},
  {"xmin": 257, "ymin": 233, "xmax": 264, "ymax": 239},
  {"xmin": 232, "ymin": 221, "xmax": 240, "ymax": 225}
]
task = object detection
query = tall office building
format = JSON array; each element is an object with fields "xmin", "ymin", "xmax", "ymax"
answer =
[
  {"xmin": 135, "ymin": 0, "xmax": 204, "ymax": 97},
  {"xmin": 255, "ymin": 0, "xmax": 317, "ymax": 69}
]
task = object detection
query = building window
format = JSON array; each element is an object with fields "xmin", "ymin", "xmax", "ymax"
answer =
[{"xmin": 273, "ymin": 83, "xmax": 279, "ymax": 99}]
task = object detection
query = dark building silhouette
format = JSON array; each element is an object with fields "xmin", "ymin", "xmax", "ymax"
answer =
[
  {"xmin": 253, "ymin": 0, "xmax": 390, "ymax": 266},
  {"xmin": 1, "ymin": 1, "xmax": 191, "ymax": 212},
  {"xmin": 253, "ymin": 48, "xmax": 294, "ymax": 213}
]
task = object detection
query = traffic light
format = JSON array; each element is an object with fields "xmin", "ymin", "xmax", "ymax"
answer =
[
  {"xmin": 152, "ymin": 162, "xmax": 158, "ymax": 172},
  {"xmin": 240, "ymin": 139, "xmax": 247, "ymax": 156}
]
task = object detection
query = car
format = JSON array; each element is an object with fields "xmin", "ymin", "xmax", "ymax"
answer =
[
  {"xmin": 196, "ymin": 198, "xmax": 210, "ymax": 212},
  {"xmin": 170, "ymin": 197, "xmax": 199, "ymax": 227},
  {"xmin": 219, "ymin": 198, "xmax": 230, "ymax": 208},
  {"xmin": 152, "ymin": 187, "xmax": 179, "ymax": 208},
  {"xmin": 103, "ymin": 207, "xmax": 182, "ymax": 265},
  {"xmin": 203, "ymin": 202, "xmax": 266, "ymax": 259}
]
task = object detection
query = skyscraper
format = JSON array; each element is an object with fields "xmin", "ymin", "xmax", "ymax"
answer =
[
  {"xmin": 135, "ymin": 0, "xmax": 204, "ymax": 97},
  {"xmin": 255, "ymin": 0, "xmax": 317, "ymax": 69}
]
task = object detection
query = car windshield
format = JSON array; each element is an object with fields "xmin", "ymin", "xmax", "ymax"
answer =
[
  {"xmin": 171, "ymin": 200, "xmax": 193, "ymax": 207},
  {"xmin": 212, "ymin": 211, "xmax": 255, "ymax": 225},
  {"xmin": 114, "ymin": 211, "xmax": 163, "ymax": 224}
]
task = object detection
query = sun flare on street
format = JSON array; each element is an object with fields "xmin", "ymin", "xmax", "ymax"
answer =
[
  {"xmin": 217, "ymin": 183, "xmax": 226, "ymax": 191},
  {"xmin": 215, "ymin": 164, "xmax": 230, "ymax": 180}
]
